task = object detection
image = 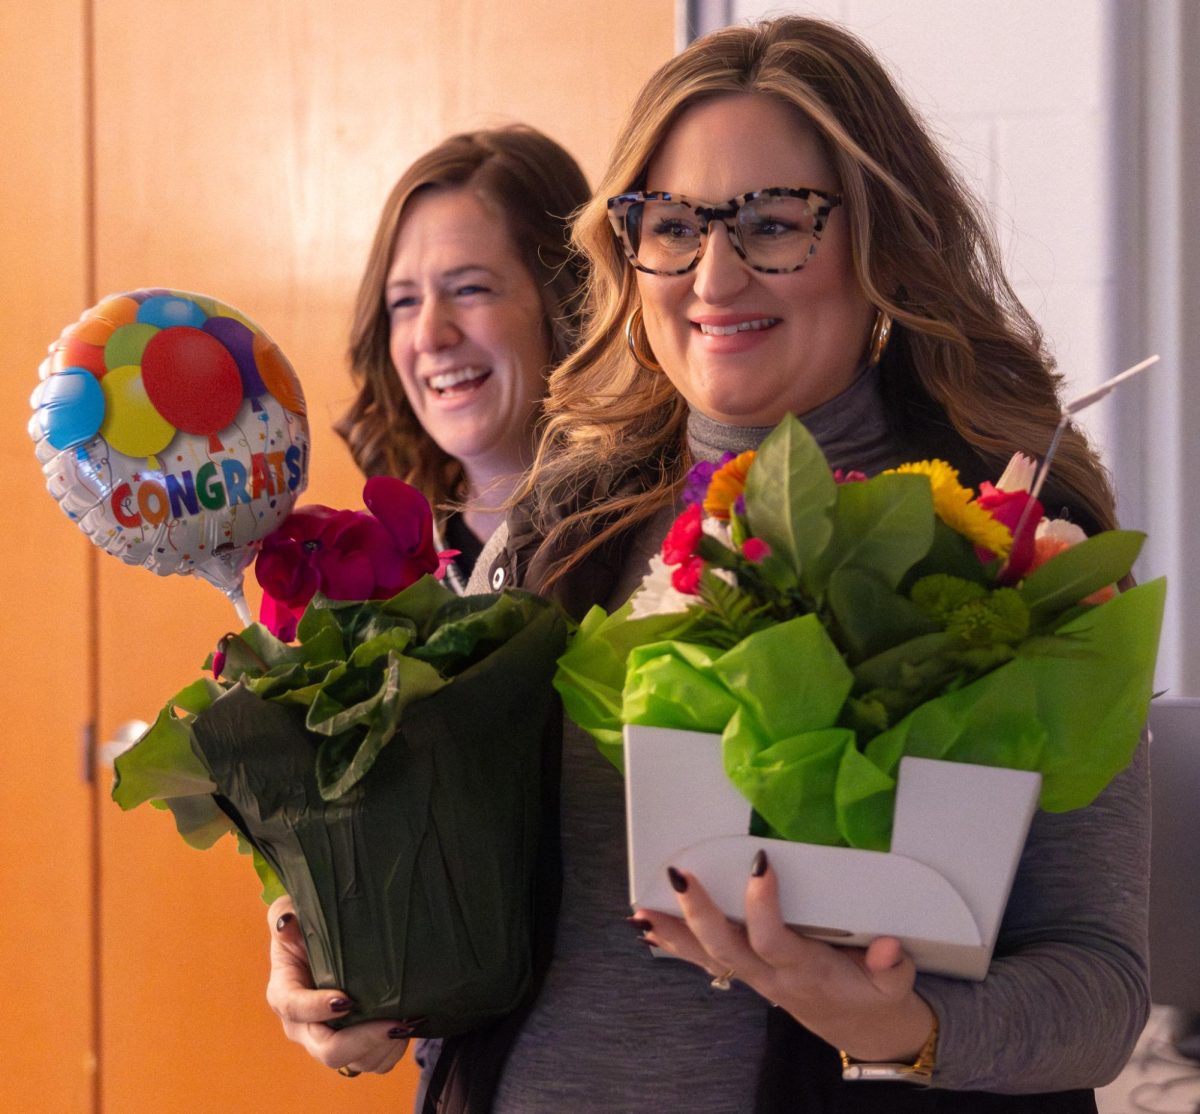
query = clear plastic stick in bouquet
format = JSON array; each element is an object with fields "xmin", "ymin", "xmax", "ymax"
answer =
[{"xmin": 1005, "ymin": 354, "xmax": 1160, "ymax": 574}]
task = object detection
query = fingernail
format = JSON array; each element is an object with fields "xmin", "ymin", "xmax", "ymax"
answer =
[
  {"xmin": 275, "ymin": 912, "xmax": 295, "ymax": 933},
  {"xmin": 388, "ymin": 1018, "xmax": 425, "ymax": 1039},
  {"xmin": 628, "ymin": 916, "xmax": 653, "ymax": 932},
  {"xmin": 667, "ymin": 865, "xmax": 688, "ymax": 893},
  {"xmin": 329, "ymin": 997, "xmax": 353, "ymax": 1013},
  {"xmin": 751, "ymin": 849, "xmax": 769, "ymax": 877}
]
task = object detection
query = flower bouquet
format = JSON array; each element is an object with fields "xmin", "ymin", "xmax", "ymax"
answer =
[
  {"xmin": 554, "ymin": 415, "xmax": 1164, "ymax": 976},
  {"xmin": 113, "ymin": 477, "xmax": 567, "ymax": 1036}
]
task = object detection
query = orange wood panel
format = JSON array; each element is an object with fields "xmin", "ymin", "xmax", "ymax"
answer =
[
  {"xmin": 0, "ymin": 3, "xmax": 95, "ymax": 1112},
  {"xmin": 90, "ymin": 2, "xmax": 675, "ymax": 1111}
]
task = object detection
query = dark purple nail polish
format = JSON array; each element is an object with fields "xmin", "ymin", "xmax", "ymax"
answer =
[
  {"xmin": 388, "ymin": 1018, "xmax": 425, "ymax": 1039},
  {"xmin": 275, "ymin": 912, "xmax": 295, "ymax": 933},
  {"xmin": 628, "ymin": 916, "xmax": 653, "ymax": 932},
  {"xmin": 329, "ymin": 997, "xmax": 353, "ymax": 1013},
  {"xmin": 751, "ymin": 849, "xmax": 769, "ymax": 877},
  {"xmin": 668, "ymin": 865, "xmax": 689, "ymax": 893}
]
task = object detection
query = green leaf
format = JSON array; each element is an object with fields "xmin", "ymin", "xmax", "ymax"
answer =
[
  {"xmin": 901, "ymin": 518, "xmax": 993, "ymax": 589},
  {"xmin": 808, "ymin": 473, "xmax": 934, "ymax": 595},
  {"xmin": 409, "ymin": 591, "xmax": 538, "ymax": 673},
  {"xmin": 161, "ymin": 795, "xmax": 238, "ymax": 850},
  {"xmin": 1019, "ymin": 530, "xmax": 1145, "ymax": 626},
  {"xmin": 294, "ymin": 607, "xmax": 351, "ymax": 664},
  {"xmin": 238, "ymin": 834, "xmax": 287, "ymax": 904},
  {"xmin": 827, "ymin": 567, "xmax": 937, "ymax": 661},
  {"xmin": 377, "ymin": 573, "xmax": 459, "ymax": 634},
  {"xmin": 222, "ymin": 623, "xmax": 305, "ymax": 677},
  {"xmin": 853, "ymin": 631, "xmax": 956, "ymax": 692},
  {"xmin": 306, "ymin": 650, "xmax": 445, "ymax": 738},
  {"xmin": 315, "ymin": 656, "xmax": 409, "ymax": 799},
  {"xmin": 112, "ymin": 708, "xmax": 216, "ymax": 809},
  {"xmin": 170, "ymin": 677, "xmax": 225, "ymax": 715},
  {"xmin": 743, "ymin": 415, "xmax": 837, "ymax": 579}
]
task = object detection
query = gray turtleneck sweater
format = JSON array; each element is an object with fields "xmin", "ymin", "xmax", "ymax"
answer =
[{"xmin": 456, "ymin": 369, "xmax": 1149, "ymax": 1109}]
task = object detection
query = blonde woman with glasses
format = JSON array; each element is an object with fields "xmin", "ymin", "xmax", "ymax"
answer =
[{"xmin": 267, "ymin": 21, "xmax": 1143, "ymax": 1114}]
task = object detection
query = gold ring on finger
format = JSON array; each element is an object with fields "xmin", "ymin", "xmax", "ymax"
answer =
[
  {"xmin": 337, "ymin": 1066, "xmax": 361, "ymax": 1078},
  {"xmin": 710, "ymin": 967, "xmax": 735, "ymax": 991}
]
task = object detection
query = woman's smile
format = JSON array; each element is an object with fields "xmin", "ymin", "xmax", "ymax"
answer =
[{"xmin": 422, "ymin": 365, "xmax": 494, "ymax": 399}]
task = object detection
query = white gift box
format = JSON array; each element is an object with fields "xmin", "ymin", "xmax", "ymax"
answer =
[{"xmin": 623, "ymin": 724, "xmax": 1042, "ymax": 980}]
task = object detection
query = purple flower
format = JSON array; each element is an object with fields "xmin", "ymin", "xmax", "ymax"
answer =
[{"xmin": 683, "ymin": 453, "xmax": 735, "ymax": 507}]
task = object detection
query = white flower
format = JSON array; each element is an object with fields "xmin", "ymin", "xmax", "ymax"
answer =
[
  {"xmin": 701, "ymin": 516, "xmax": 733, "ymax": 546},
  {"xmin": 995, "ymin": 452, "xmax": 1038, "ymax": 493},
  {"xmin": 627, "ymin": 514, "xmax": 738, "ymax": 620},
  {"xmin": 1035, "ymin": 517, "xmax": 1087, "ymax": 545},
  {"xmin": 629, "ymin": 553, "xmax": 693, "ymax": 619}
]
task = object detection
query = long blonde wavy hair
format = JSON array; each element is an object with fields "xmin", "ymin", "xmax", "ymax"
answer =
[
  {"xmin": 522, "ymin": 16, "xmax": 1116, "ymax": 588},
  {"xmin": 336, "ymin": 126, "xmax": 590, "ymax": 513}
]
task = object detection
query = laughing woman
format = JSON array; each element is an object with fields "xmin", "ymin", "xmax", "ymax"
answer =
[{"xmin": 335, "ymin": 126, "xmax": 589, "ymax": 591}]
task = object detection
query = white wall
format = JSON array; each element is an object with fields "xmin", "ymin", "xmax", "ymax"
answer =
[{"xmin": 691, "ymin": 0, "xmax": 1198, "ymax": 694}]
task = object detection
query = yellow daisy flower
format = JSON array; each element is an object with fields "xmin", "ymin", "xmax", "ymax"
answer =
[
  {"xmin": 887, "ymin": 460, "xmax": 1013, "ymax": 557},
  {"xmin": 703, "ymin": 450, "xmax": 757, "ymax": 520}
]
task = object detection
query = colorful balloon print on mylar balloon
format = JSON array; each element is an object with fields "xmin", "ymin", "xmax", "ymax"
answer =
[{"xmin": 28, "ymin": 289, "xmax": 310, "ymax": 623}]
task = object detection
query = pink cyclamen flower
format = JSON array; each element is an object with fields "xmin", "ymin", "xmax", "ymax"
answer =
[
  {"xmin": 833, "ymin": 469, "xmax": 868, "ymax": 484},
  {"xmin": 254, "ymin": 477, "xmax": 443, "ymax": 641},
  {"xmin": 742, "ymin": 537, "xmax": 772, "ymax": 563},
  {"xmin": 662, "ymin": 504, "xmax": 704, "ymax": 566}
]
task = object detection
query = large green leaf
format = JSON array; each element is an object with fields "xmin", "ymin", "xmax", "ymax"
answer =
[
  {"xmin": 744, "ymin": 414, "xmax": 837, "ymax": 578},
  {"xmin": 1019, "ymin": 530, "xmax": 1145, "ymax": 626},
  {"xmin": 808, "ymin": 472, "xmax": 934, "ymax": 595},
  {"xmin": 112, "ymin": 707, "xmax": 215, "ymax": 809}
]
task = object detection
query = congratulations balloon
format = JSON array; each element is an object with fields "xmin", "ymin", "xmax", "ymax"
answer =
[{"xmin": 29, "ymin": 289, "xmax": 310, "ymax": 622}]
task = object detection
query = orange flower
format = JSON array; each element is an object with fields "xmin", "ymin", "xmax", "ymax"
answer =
[
  {"xmin": 1029, "ymin": 530, "xmax": 1115, "ymax": 605},
  {"xmin": 703, "ymin": 450, "xmax": 756, "ymax": 520}
]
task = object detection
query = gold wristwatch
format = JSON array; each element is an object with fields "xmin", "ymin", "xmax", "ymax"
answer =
[{"xmin": 839, "ymin": 1015, "xmax": 939, "ymax": 1084}]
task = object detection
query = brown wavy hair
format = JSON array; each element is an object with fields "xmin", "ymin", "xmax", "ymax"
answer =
[
  {"xmin": 336, "ymin": 125, "xmax": 590, "ymax": 512},
  {"xmin": 523, "ymin": 16, "xmax": 1117, "ymax": 587}
]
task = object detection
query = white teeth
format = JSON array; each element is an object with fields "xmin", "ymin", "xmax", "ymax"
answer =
[
  {"xmin": 426, "ymin": 366, "xmax": 489, "ymax": 391},
  {"xmin": 698, "ymin": 318, "xmax": 777, "ymax": 336}
]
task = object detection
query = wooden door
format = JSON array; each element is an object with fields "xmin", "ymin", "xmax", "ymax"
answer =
[
  {"xmin": 86, "ymin": 3, "xmax": 675, "ymax": 1112},
  {"xmin": 0, "ymin": 3, "xmax": 95, "ymax": 1111}
]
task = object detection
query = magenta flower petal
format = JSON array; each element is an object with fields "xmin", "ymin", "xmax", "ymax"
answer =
[
  {"xmin": 271, "ymin": 504, "xmax": 341, "ymax": 544},
  {"xmin": 255, "ymin": 540, "xmax": 321, "ymax": 608},
  {"xmin": 363, "ymin": 476, "xmax": 434, "ymax": 553},
  {"xmin": 317, "ymin": 547, "xmax": 378, "ymax": 600},
  {"xmin": 976, "ymin": 484, "xmax": 1043, "ymax": 579},
  {"xmin": 259, "ymin": 592, "xmax": 304, "ymax": 642}
]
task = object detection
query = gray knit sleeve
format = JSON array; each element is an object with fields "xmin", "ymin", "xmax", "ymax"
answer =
[{"xmin": 916, "ymin": 736, "xmax": 1151, "ymax": 1092}]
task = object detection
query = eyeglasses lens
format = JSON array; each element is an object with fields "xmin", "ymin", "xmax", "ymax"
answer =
[{"xmin": 625, "ymin": 195, "xmax": 821, "ymax": 273}]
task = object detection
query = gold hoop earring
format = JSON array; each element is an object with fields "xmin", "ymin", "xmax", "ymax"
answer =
[
  {"xmin": 625, "ymin": 305, "xmax": 663, "ymax": 373},
  {"xmin": 867, "ymin": 309, "xmax": 893, "ymax": 368}
]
